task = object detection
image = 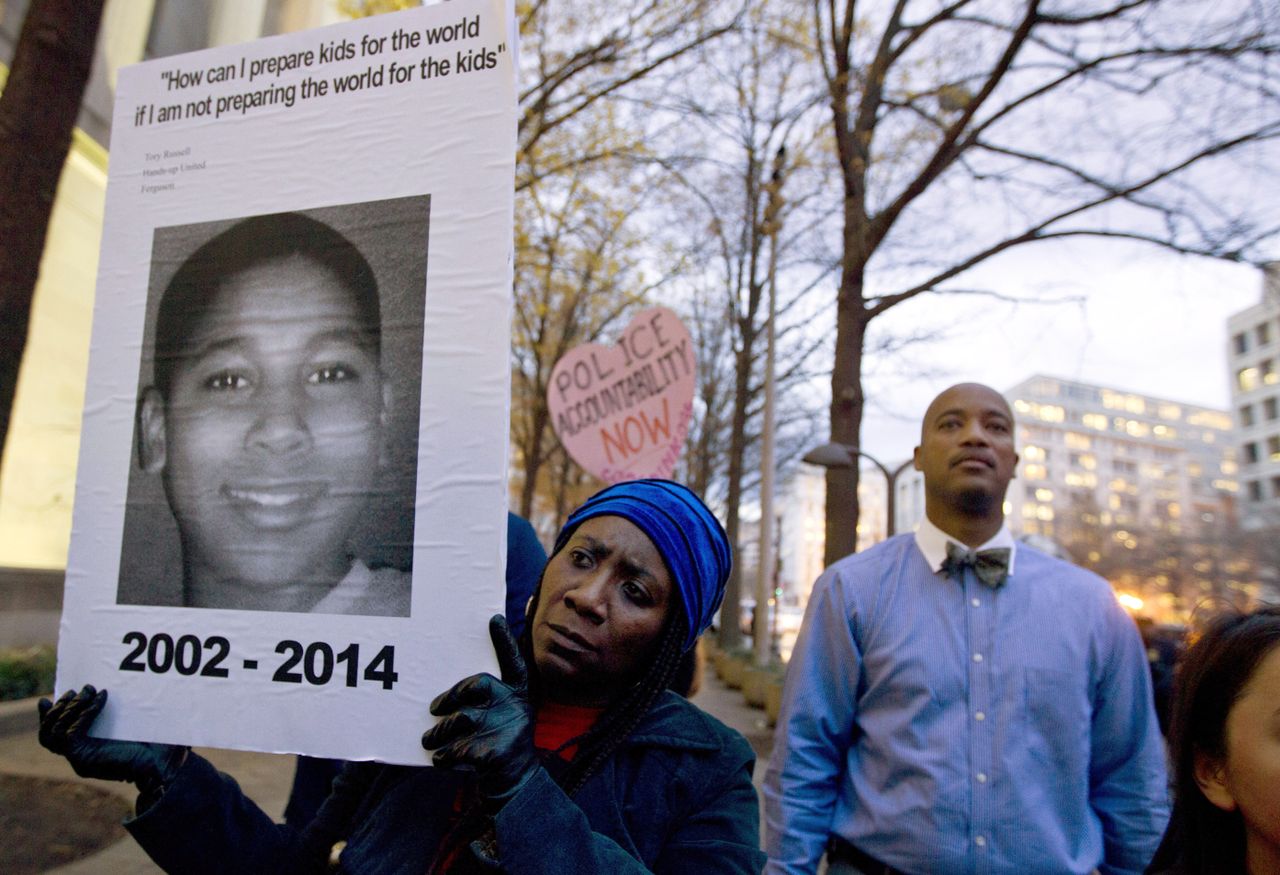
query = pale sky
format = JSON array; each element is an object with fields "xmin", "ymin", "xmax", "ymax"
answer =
[{"xmin": 847, "ymin": 240, "xmax": 1263, "ymax": 466}]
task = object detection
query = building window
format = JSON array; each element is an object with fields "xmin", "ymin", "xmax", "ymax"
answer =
[
  {"xmin": 1114, "ymin": 417, "xmax": 1151, "ymax": 438},
  {"xmin": 1248, "ymin": 480, "xmax": 1264, "ymax": 502},
  {"xmin": 1272, "ymin": 476, "xmax": 1280, "ymax": 498},
  {"xmin": 1241, "ymin": 405, "xmax": 1255, "ymax": 427},
  {"xmin": 1265, "ymin": 360, "xmax": 1278, "ymax": 385},
  {"xmin": 1269, "ymin": 435, "xmax": 1280, "ymax": 460},
  {"xmin": 1065, "ymin": 471, "xmax": 1097, "ymax": 488},
  {"xmin": 1267, "ymin": 398, "xmax": 1279, "ymax": 421},
  {"xmin": 1188, "ymin": 409, "xmax": 1233, "ymax": 430},
  {"xmin": 1245, "ymin": 442, "xmax": 1260, "ymax": 464},
  {"xmin": 1259, "ymin": 322, "xmax": 1272, "ymax": 346},
  {"xmin": 1238, "ymin": 367, "xmax": 1259, "ymax": 392},
  {"xmin": 1235, "ymin": 332, "xmax": 1249, "ymax": 355}
]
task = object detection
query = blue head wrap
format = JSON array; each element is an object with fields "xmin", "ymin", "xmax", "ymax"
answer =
[{"xmin": 553, "ymin": 479, "xmax": 731, "ymax": 652}]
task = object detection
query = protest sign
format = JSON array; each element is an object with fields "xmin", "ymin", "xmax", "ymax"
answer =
[
  {"xmin": 547, "ymin": 307, "xmax": 695, "ymax": 483},
  {"xmin": 54, "ymin": 0, "xmax": 516, "ymax": 766}
]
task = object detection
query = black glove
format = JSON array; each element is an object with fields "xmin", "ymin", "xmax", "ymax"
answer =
[
  {"xmin": 38, "ymin": 685, "xmax": 188, "ymax": 799},
  {"xmin": 423, "ymin": 615, "xmax": 537, "ymax": 809}
]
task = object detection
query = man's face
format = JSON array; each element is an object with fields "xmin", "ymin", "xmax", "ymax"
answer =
[
  {"xmin": 140, "ymin": 254, "xmax": 388, "ymax": 594},
  {"xmin": 913, "ymin": 383, "xmax": 1018, "ymax": 516}
]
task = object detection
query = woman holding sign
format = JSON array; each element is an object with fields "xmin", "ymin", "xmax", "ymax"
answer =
[{"xmin": 39, "ymin": 479, "xmax": 765, "ymax": 874}]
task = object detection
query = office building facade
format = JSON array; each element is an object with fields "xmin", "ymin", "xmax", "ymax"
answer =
[
  {"xmin": 1006, "ymin": 375, "xmax": 1248, "ymax": 619},
  {"xmin": 1227, "ymin": 264, "xmax": 1280, "ymax": 529}
]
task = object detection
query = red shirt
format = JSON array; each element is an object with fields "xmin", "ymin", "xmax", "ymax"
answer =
[{"xmin": 533, "ymin": 701, "xmax": 605, "ymax": 761}]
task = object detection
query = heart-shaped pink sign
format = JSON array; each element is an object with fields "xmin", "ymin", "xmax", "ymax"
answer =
[{"xmin": 548, "ymin": 306, "xmax": 696, "ymax": 484}]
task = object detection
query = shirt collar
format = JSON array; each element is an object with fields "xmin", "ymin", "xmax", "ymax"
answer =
[{"xmin": 914, "ymin": 514, "xmax": 1017, "ymax": 577}]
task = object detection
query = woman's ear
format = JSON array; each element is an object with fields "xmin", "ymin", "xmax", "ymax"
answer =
[
  {"xmin": 1194, "ymin": 750, "xmax": 1237, "ymax": 812},
  {"xmin": 137, "ymin": 388, "xmax": 168, "ymax": 473}
]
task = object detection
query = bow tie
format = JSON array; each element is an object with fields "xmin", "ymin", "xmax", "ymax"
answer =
[{"xmin": 941, "ymin": 541, "xmax": 1010, "ymax": 589}]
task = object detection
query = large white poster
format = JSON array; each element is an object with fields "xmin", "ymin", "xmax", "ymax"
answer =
[{"xmin": 55, "ymin": 0, "xmax": 516, "ymax": 766}]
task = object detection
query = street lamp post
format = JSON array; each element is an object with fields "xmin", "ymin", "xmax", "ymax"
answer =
[
  {"xmin": 754, "ymin": 147, "xmax": 785, "ymax": 668},
  {"xmin": 802, "ymin": 443, "xmax": 914, "ymax": 539}
]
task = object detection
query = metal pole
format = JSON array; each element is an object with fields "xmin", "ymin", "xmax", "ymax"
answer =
[
  {"xmin": 883, "ymin": 459, "xmax": 914, "ymax": 537},
  {"xmin": 886, "ymin": 467, "xmax": 897, "ymax": 538},
  {"xmin": 754, "ymin": 147, "xmax": 785, "ymax": 667}
]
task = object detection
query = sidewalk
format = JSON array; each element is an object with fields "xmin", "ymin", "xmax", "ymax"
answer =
[
  {"xmin": 690, "ymin": 664, "xmax": 776, "ymax": 789},
  {"xmin": 0, "ymin": 669, "xmax": 774, "ymax": 873},
  {"xmin": 0, "ymin": 697, "xmax": 294, "ymax": 875}
]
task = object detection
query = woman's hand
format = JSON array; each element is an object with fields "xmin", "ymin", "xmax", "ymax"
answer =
[
  {"xmin": 423, "ymin": 616, "xmax": 538, "ymax": 809},
  {"xmin": 37, "ymin": 685, "xmax": 188, "ymax": 797}
]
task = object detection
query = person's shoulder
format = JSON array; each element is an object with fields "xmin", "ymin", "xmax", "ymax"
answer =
[
  {"xmin": 506, "ymin": 512, "xmax": 548, "ymax": 566},
  {"xmin": 629, "ymin": 690, "xmax": 756, "ymax": 763},
  {"xmin": 815, "ymin": 534, "xmax": 919, "ymax": 598},
  {"xmin": 366, "ymin": 566, "xmax": 412, "ymax": 612},
  {"xmin": 335, "ymin": 563, "xmax": 411, "ymax": 617},
  {"xmin": 1016, "ymin": 541, "xmax": 1109, "ymax": 590},
  {"xmin": 506, "ymin": 511, "xmax": 538, "ymax": 541},
  {"xmin": 825, "ymin": 533, "xmax": 916, "ymax": 575},
  {"xmin": 1015, "ymin": 543, "xmax": 1128, "ymax": 623}
]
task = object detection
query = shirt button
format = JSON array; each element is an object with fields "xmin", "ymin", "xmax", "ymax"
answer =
[
  {"xmin": 977, "ymin": 772, "xmax": 988, "ymax": 783},
  {"xmin": 972, "ymin": 653, "xmax": 983, "ymax": 662},
  {"xmin": 975, "ymin": 836, "xmax": 987, "ymax": 848},
  {"xmin": 971, "ymin": 597, "xmax": 981, "ymax": 607},
  {"xmin": 975, "ymin": 711, "xmax": 986, "ymax": 721}
]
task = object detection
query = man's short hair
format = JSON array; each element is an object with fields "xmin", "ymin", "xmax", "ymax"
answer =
[{"xmin": 153, "ymin": 212, "xmax": 381, "ymax": 397}]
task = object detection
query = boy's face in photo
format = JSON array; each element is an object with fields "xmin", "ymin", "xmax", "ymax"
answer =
[{"xmin": 139, "ymin": 253, "xmax": 389, "ymax": 602}]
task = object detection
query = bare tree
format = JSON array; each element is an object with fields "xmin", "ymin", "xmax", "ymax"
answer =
[
  {"xmin": 516, "ymin": 0, "xmax": 741, "ymax": 193},
  {"xmin": 511, "ymin": 166, "xmax": 675, "ymax": 520},
  {"xmin": 510, "ymin": 0, "xmax": 755, "ymax": 525},
  {"xmin": 813, "ymin": 0, "xmax": 1280, "ymax": 563},
  {"xmin": 0, "ymin": 0, "xmax": 105, "ymax": 461},
  {"xmin": 658, "ymin": 1, "xmax": 833, "ymax": 647}
]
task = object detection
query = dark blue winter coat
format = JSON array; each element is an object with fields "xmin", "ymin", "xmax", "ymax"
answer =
[{"xmin": 125, "ymin": 690, "xmax": 765, "ymax": 874}]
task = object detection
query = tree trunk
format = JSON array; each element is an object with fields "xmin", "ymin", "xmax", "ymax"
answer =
[
  {"xmin": 824, "ymin": 268, "xmax": 867, "ymax": 566},
  {"xmin": 518, "ymin": 396, "xmax": 550, "ymax": 519},
  {"xmin": 0, "ymin": 0, "xmax": 105, "ymax": 462},
  {"xmin": 716, "ymin": 326, "xmax": 752, "ymax": 649}
]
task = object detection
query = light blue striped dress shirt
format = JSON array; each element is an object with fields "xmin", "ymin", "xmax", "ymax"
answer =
[{"xmin": 763, "ymin": 519, "xmax": 1168, "ymax": 875}]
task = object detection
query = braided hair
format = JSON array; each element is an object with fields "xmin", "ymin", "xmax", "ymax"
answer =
[{"xmin": 549, "ymin": 593, "xmax": 687, "ymax": 797}]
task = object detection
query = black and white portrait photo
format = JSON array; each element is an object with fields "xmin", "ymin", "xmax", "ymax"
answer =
[{"xmin": 115, "ymin": 196, "xmax": 430, "ymax": 617}]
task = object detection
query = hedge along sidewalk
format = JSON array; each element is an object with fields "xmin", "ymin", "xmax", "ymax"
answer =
[{"xmin": 0, "ymin": 695, "xmax": 39, "ymax": 739}]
